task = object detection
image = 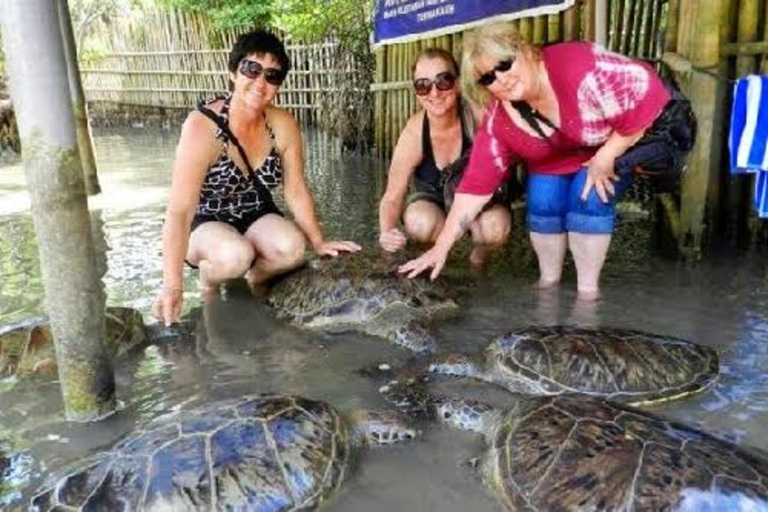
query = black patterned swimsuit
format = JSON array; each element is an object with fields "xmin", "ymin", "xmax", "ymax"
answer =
[{"xmin": 191, "ymin": 94, "xmax": 283, "ymax": 234}]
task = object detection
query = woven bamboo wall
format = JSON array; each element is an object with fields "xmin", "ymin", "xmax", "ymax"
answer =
[{"xmin": 80, "ymin": 6, "xmax": 360, "ymax": 125}]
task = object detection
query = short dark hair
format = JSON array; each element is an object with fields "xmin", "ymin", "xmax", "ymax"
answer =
[
  {"xmin": 412, "ymin": 48, "xmax": 460, "ymax": 77},
  {"xmin": 228, "ymin": 30, "xmax": 291, "ymax": 76}
]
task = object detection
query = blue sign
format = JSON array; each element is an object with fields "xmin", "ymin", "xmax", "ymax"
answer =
[{"xmin": 373, "ymin": 0, "xmax": 575, "ymax": 47}]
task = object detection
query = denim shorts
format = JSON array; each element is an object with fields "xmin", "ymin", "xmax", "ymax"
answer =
[{"xmin": 526, "ymin": 167, "xmax": 633, "ymax": 234}]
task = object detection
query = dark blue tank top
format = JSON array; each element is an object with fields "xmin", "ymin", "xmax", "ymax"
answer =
[{"xmin": 413, "ymin": 107, "xmax": 473, "ymax": 196}]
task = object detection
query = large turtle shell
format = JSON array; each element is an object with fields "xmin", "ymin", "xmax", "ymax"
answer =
[
  {"xmin": 486, "ymin": 394, "xmax": 768, "ymax": 511},
  {"xmin": 266, "ymin": 254, "xmax": 457, "ymax": 353},
  {"xmin": 487, "ymin": 326, "xmax": 719, "ymax": 405},
  {"xmin": 267, "ymin": 254, "xmax": 457, "ymax": 329},
  {"xmin": 31, "ymin": 395, "xmax": 356, "ymax": 511}
]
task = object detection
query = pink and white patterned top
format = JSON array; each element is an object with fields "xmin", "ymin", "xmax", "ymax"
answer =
[{"xmin": 457, "ymin": 42, "xmax": 670, "ymax": 195}]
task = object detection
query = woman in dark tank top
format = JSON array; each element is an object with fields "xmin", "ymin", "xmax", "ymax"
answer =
[{"xmin": 378, "ymin": 48, "xmax": 511, "ymax": 270}]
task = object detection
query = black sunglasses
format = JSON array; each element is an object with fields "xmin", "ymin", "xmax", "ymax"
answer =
[
  {"xmin": 477, "ymin": 59, "xmax": 515, "ymax": 87},
  {"xmin": 238, "ymin": 59, "xmax": 286, "ymax": 86},
  {"xmin": 413, "ymin": 71, "xmax": 457, "ymax": 96}
]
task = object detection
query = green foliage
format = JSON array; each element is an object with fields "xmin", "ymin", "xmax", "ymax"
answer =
[
  {"xmin": 156, "ymin": 0, "xmax": 373, "ymax": 45},
  {"xmin": 155, "ymin": 0, "xmax": 273, "ymax": 29},
  {"xmin": 272, "ymin": 0, "xmax": 373, "ymax": 43}
]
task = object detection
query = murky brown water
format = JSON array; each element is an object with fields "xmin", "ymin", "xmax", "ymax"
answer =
[{"xmin": 0, "ymin": 127, "xmax": 767, "ymax": 511}]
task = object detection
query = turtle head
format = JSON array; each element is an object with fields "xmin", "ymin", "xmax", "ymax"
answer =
[
  {"xmin": 433, "ymin": 398, "xmax": 501, "ymax": 435},
  {"xmin": 429, "ymin": 354, "xmax": 481, "ymax": 378},
  {"xmin": 348, "ymin": 410, "xmax": 417, "ymax": 447},
  {"xmin": 379, "ymin": 376, "xmax": 500, "ymax": 437}
]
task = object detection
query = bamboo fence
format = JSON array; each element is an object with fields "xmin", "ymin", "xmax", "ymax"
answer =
[
  {"xmin": 657, "ymin": 0, "xmax": 768, "ymax": 250},
  {"xmin": 80, "ymin": 6, "xmax": 363, "ymax": 126}
]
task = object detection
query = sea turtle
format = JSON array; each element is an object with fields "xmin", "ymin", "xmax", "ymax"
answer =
[
  {"xmin": 416, "ymin": 326, "xmax": 719, "ymax": 406},
  {"xmin": 382, "ymin": 378, "xmax": 768, "ymax": 511},
  {"xmin": 0, "ymin": 307, "xmax": 149, "ymax": 380},
  {"xmin": 267, "ymin": 253, "xmax": 459, "ymax": 353},
  {"xmin": 31, "ymin": 393, "xmax": 415, "ymax": 511}
]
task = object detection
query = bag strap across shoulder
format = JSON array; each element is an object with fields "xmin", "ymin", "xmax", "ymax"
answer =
[
  {"xmin": 196, "ymin": 104, "xmax": 259, "ymax": 176},
  {"xmin": 510, "ymin": 100, "xmax": 559, "ymax": 142}
]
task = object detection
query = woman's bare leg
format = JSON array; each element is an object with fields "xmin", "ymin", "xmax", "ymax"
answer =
[
  {"xmin": 187, "ymin": 222, "xmax": 256, "ymax": 290},
  {"xmin": 403, "ymin": 200, "xmax": 445, "ymax": 245},
  {"xmin": 568, "ymin": 232, "xmax": 611, "ymax": 300},
  {"xmin": 243, "ymin": 214, "xmax": 307, "ymax": 293},
  {"xmin": 468, "ymin": 204, "xmax": 511, "ymax": 270},
  {"xmin": 529, "ymin": 232, "xmax": 567, "ymax": 288}
]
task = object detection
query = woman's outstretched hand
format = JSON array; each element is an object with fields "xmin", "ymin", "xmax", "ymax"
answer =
[
  {"xmin": 379, "ymin": 228, "xmax": 407, "ymax": 252},
  {"xmin": 152, "ymin": 287, "xmax": 183, "ymax": 327},
  {"xmin": 313, "ymin": 240, "xmax": 362, "ymax": 257},
  {"xmin": 398, "ymin": 244, "xmax": 450, "ymax": 280}
]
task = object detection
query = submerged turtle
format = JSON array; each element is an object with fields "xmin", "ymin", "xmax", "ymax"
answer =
[
  {"xmin": 31, "ymin": 394, "xmax": 415, "ymax": 511},
  {"xmin": 267, "ymin": 253, "xmax": 459, "ymax": 353},
  {"xmin": 0, "ymin": 307, "xmax": 149, "ymax": 380},
  {"xmin": 383, "ymin": 379, "xmax": 768, "ymax": 511},
  {"xmin": 418, "ymin": 326, "xmax": 719, "ymax": 406}
]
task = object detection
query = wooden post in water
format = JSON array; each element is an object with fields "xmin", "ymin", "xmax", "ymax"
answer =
[
  {"xmin": 1, "ymin": 0, "xmax": 116, "ymax": 421},
  {"xmin": 675, "ymin": 0, "xmax": 728, "ymax": 257},
  {"xmin": 58, "ymin": 0, "xmax": 100, "ymax": 197}
]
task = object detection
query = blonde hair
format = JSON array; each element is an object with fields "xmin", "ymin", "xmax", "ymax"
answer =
[
  {"xmin": 412, "ymin": 48, "xmax": 460, "ymax": 77},
  {"xmin": 460, "ymin": 22, "xmax": 539, "ymax": 105}
]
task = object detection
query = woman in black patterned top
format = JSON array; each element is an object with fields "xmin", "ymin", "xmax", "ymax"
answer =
[{"xmin": 153, "ymin": 30, "xmax": 360, "ymax": 326}]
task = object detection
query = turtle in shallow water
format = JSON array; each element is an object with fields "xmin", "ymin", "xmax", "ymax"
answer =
[
  {"xmin": 417, "ymin": 326, "xmax": 719, "ymax": 406},
  {"xmin": 0, "ymin": 307, "xmax": 149, "ymax": 380},
  {"xmin": 31, "ymin": 394, "xmax": 415, "ymax": 511},
  {"xmin": 383, "ymin": 378, "xmax": 768, "ymax": 512},
  {"xmin": 267, "ymin": 253, "xmax": 459, "ymax": 353}
]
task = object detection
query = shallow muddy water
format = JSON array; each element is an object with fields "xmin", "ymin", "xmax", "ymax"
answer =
[{"xmin": 0, "ymin": 126, "xmax": 767, "ymax": 511}]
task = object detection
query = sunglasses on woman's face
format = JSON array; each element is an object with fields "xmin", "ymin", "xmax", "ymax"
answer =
[
  {"xmin": 413, "ymin": 71, "xmax": 457, "ymax": 96},
  {"xmin": 238, "ymin": 59, "xmax": 286, "ymax": 86},
  {"xmin": 477, "ymin": 58, "xmax": 515, "ymax": 87}
]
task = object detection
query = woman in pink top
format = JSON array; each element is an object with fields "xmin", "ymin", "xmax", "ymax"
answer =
[{"xmin": 400, "ymin": 22, "xmax": 671, "ymax": 299}]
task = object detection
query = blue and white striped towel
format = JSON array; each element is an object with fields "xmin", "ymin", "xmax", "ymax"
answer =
[{"xmin": 729, "ymin": 75, "xmax": 768, "ymax": 217}]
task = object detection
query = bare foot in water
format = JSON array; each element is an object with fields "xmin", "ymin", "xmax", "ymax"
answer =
[
  {"xmin": 468, "ymin": 246, "xmax": 491, "ymax": 274},
  {"xmin": 576, "ymin": 287, "xmax": 600, "ymax": 302},
  {"xmin": 197, "ymin": 261, "xmax": 221, "ymax": 303},
  {"xmin": 570, "ymin": 293, "xmax": 600, "ymax": 326},
  {"xmin": 245, "ymin": 270, "xmax": 270, "ymax": 297},
  {"xmin": 535, "ymin": 278, "xmax": 560, "ymax": 290}
]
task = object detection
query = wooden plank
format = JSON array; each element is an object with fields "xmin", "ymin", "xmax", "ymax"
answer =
[
  {"xmin": 677, "ymin": 0, "xmax": 728, "ymax": 257},
  {"xmin": 583, "ymin": 0, "xmax": 596, "ymax": 41},
  {"xmin": 721, "ymin": 40, "xmax": 768, "ymax": 56}
]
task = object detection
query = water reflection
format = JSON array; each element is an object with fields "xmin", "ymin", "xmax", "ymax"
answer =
[{"xmin": 0, "ymin": 127, "xmax": 767, "ymax": 510}]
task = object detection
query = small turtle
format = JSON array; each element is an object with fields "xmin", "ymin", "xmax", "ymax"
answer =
[
  {"xmin": 383, "ymin": 378, "xmax": 768, "ymax": 511},
  {"xmin": 0, "ymin": 307, "xmax": 149, "ymax": 379},
  {"xmin": 31, "ymin": 394, "xmax": 415, "ymax": 511},
  {"xmin": 422, "ymin": 326, "xmax": 719, "ymax": 406},
  {"xmin": 267, "ymin": 253, "xmax": 459, "ymax": 353}
]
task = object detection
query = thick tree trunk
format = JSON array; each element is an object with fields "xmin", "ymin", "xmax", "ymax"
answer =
[
  {"xmin": 0, "ymin": 78, "xmax": 20, "ymax": 153},
  {"xmin": 58, "ymin": 0, "xmax": 101, "ymax": 196},
  {"xmin": 1, "ymin": 0, "xmax": 115, "ymax": 421}
]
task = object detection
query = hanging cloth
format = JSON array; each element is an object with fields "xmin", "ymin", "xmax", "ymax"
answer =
[{"xmin": 729, "ymin": 74, "xmax": 768, "ymax": 218}]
